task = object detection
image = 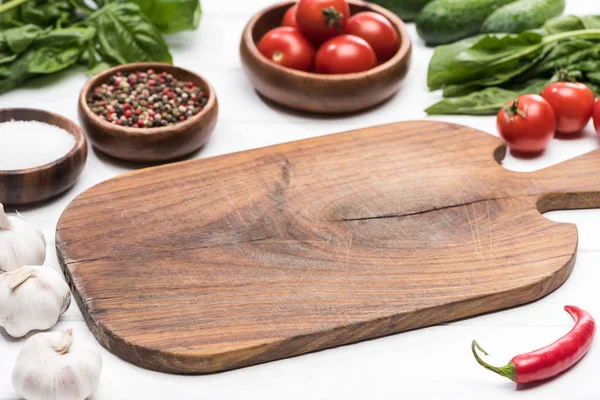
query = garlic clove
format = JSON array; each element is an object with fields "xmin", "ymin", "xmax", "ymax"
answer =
[
  {"xmin": 0, "ymin": 265, "xmax": 71, "ymax": 337},
  {"xmin": 0, "ymin": 204, "xmax": 46, "ymax": 273},
  {"xmin": 13, "ymin": 329, "xmax": 103, "ymax": 400}
]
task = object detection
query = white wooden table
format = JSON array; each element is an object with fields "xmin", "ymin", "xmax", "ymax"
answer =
[{"xmin": 1, "ymin": 1, "xmax": 600, "ymax": 398}]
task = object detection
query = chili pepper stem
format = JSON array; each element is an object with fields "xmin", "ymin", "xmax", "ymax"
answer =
[{"xmin": 471, "ymin": 340, "xmax": 516, "ymax": 382}]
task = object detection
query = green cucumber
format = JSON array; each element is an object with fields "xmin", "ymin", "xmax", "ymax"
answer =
[
  {"xmin": 416, "ymin": 0, "xmax": 516, "ymax": 45},
  {"xmin": 482, "ymin": 0, "xmax": 565, "ymax": 33},
  {"xmin": 368, "ymin": 0, "xmax": 435, "ymax": 22}
]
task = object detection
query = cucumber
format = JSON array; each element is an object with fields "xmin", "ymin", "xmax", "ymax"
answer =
[
  {"xmin": 416, "ymin": 0, "xmax": 516, "ymax": 45},
  {"xmin": 368, "ymin": 0, "xmax": 435, "ymax": 22},
  {"xmin": 482, "ymin": 0, "xmax": 565, "ymax": 33}
]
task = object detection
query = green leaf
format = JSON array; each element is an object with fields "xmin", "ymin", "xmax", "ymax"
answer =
[
  {"xmin": 87, "ymin": 2, "xmax": 171, "ymax": 65},
  {"xmin": 457, "ymin": 32, "xmax": 543, "ymax": 63},
  {"xmin": 425, "ymin": 79, "xmax": 549, "ymax": 116},
  {"xmin": 27, "ymin": 26, "xmax": 95, "ymax": 73},
  {"xmin": 0, "ymin": 51, "xmax": 35, "ymax": 94},
  {"xmin": 86, "ymin": 60, "xmax": 110, "ymax": 75},
  {"xmin": 127, "ymin": 0, "xmax": 201, "ymax": 34},
  {"xmin": 427, "ymin": 35, "xmax": 484, "ymax": 90},
  {"xmin": 2, "ymin": 24, "xmax": 42, "ymax": 53},
  {"xmin": 543, "ymin": 15, "xmax": 600, "ymax": 33},
  {"xmin": 20, "ymin": 0, "xmax": 75, "ymax": 27}
]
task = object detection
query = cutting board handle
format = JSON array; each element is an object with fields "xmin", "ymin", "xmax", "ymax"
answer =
[{"xmin": 531, "ymin": 148, "xmax": 600, "ymax": 212}]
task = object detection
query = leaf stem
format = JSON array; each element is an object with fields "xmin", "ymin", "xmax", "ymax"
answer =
[
  {"xmin": 542, "ymin": 29, "xmax": 600, "ymax": 44},
  {"xmin": 0, "ymin": 0, "xmax": 32, "ymax": 15}
]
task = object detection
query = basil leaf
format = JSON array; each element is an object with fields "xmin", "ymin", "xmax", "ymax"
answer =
[
  {"xmin": 88, "ymin": 2, "xmax": 172, "ymax": 65},
  {"xmin": 425, "ymin": 79, "xmax": 549, "ymax": 116},
  {"xmin": 27, "ymin": 27, "xmax": 95, "ymax": 73},
  {"xmin": 127, "ymin": 0, "xmax": 201, "ymax": 34},
  {"xmin": 2, "ymin": 24, "xmax": 43, "ymax": 53}
]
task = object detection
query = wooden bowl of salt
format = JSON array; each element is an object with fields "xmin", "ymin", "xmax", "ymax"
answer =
[{"xmin": 0, "ymin": 109, "xmax": 88, "ymax": 205}]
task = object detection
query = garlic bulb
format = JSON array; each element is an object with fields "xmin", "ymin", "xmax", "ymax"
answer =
[
  {"xmin": 0, "ymin": 265, "xmax": 71, "ymax": 337},
  {"xmin": 13, "ymin": 329, "xmax": 103, "ymax": 400},
  {"xmin": 0, "ymin": 203, "xmax": 46, "ymax": 273}
]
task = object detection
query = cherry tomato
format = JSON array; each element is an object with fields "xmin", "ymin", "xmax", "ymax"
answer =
[
  {"xmin": 497, "ymin": 94, "xmax": 556, "ymax": 154},
  {"xmin": 296, "ymin": 0, "xmax": 350, "ymax": 45},
  {"xmin": 315, "ymin": 34, "xmax": 377, "ymax": 74},
  {"xmin": 540, "ymin": 82, "xmax": 594, "ymax": 134},
  {"xmin": 345, "ymin": 11, "xmax": 399, "ymax": 63},
  {"xmin": 282, "ymin": 4, "xmax": 299, "ymax": 30},
  {"xmin": 593, "ymin": 97, "xmax": 600, "ymax": 135},
  {"xmin": 258, "ymin": 27, "xmax": 315, "ymax": 72}
]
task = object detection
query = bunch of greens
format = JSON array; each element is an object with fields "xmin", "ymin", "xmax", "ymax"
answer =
[
  {"xmin": 0, "ymin": 0, "xmax": 201, "ymax": 94},
  {"xmin": 425, "ymin": 15, "xmax": 600, "ymax": 115}
]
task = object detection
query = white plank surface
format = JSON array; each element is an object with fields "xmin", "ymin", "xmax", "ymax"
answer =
[{"xmin": 1, "ymin": 0, "xmax": 600, "ymax": 398}]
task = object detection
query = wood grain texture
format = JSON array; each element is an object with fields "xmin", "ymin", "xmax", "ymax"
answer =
[
  {"xmin": 56, "ymin": 121, "xmax": 600, "ymax": 374},
  {"xmin": 0, "ymin": 108, "xmax": 87, "ymax": 205},
  {"xmin": 79, "ymin": 62, "xmax": 218, "ymax": 163},
  {"xmin": 239, "ymin": 0, "xmax": 412, "ymax": 114}
]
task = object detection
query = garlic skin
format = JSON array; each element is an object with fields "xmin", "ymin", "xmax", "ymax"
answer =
[
  {"xmin": 0, "ymin": 265, "xmax": 71, "ymax": 337},
  {"xmin": 13, "ymin": 329, "xmax": 103, "ymax": 400},
  {"xmin": 0, "ymin": 204, "xmax": 46, "ymax": 273}
]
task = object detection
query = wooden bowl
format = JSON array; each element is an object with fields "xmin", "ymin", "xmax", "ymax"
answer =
[
  {"xmin": 0, "ymin": 109, "xmax": 88, "ymax": 206},
  {"xmin": 79, "ymin": 62, "xmax": 219, "ymax": 163},
  {"xmin": 240, "ymin": 0, "xmax": 412, "ymax": 114}
]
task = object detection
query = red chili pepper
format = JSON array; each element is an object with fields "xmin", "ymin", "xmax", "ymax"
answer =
[{"xmin": 472, "ymin": 305, "xmax": 596, "ymax": 384}]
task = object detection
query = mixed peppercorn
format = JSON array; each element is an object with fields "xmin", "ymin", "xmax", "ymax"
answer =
[{"xmin": 86, "ymin": 69, "xmax": 208, "ymax": 128}]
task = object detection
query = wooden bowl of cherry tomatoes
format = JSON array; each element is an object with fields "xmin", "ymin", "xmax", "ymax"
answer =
[{"xmin": 240, "ymin": 0, "xmax": 412, "ymax": 114}]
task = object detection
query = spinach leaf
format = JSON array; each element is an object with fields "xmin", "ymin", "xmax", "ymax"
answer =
[
  {"xmin": 428, "ymin": 32, "xmax": 546, "ymax": 90},
  {"xmin": 87, "ymin": 2, "xmax": 172, "ymax": 65},
  {"xmin": 0, "ymin": 0, "xmax": 26, "ymax": 29},
  {"xmin": 543, "ymin": 15, "xmax": 600, "ymax": 33},
  {"xmin": 127, "ymin": 0, "xmax": 201, "ymax": 34},
  {"xmin": 427, "ymin": 29, "xmax": 600, "ymax": 91},
  {"xmin": 27, "ymin": 26, "xmax": 94, "ymax": 73},
  {"xmin": 2, "ymin": 24, "xmax": 43, "ymax": 53},
  {"xmin": 20, "ymin": 0, "xmax": 75, "ymax": 27},
  {"xmin": 425, "ymin": 79, "xmax": 549, "ymax": 115},
  {"xmin": 427, "ymin": 35, "xmax": 484, "ymax": 90},
  {"xmin": 0, "ymin": 52, "xmax": 35, "ymax": 94}
]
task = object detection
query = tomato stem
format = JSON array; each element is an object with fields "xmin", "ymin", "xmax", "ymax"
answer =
[
  {"xmin": 471, "ymin": 340, "xmax": 516, "ymax": 382},
  {"xmin": 554, "ymin": 68, "xmax": 577, "ymax": 82},
  {"xmin": 322, "ymin": 6, "xmax": 344, "ymax": 34},
  {"xmin": 505, "ymin": 99, "xmax": 527, "ymax": 119}
]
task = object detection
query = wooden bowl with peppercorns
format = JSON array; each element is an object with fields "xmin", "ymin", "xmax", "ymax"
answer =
[
  {"xmin": 240, "ymin": 0, "xmax": 412, "ymax": 114},
  {"xmin": 79, "ymin": 62, "xmax": 218, "ymax": 163}
]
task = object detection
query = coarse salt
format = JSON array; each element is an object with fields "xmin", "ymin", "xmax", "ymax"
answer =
[{"xmin": 0, "ymin": 120, "xmax": 76, "ymax": 170}]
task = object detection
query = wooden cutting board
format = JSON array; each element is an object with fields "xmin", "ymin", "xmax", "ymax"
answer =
[{"xmin": 56, "ymin": 121, "xmax": 600, "ymax": 374}]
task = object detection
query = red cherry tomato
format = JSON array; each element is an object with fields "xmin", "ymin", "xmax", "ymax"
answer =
[
  {"xmin": 282, "ymin": 4, "xmax": 299, "ymax": 30},
  {"xmin": 593, "ymin": 97, "xmax": 600, "ymax": 135},
  {"xmin": 315, "ymin": 34, "xmax": 377, "ymax": 74},
  {"xmin": 540, "ymin": 82, "xmax": 594, "ymax": 134},
  {"xmin": 345, "ymin": 11, "xmax": 399, "ymax": 63},
  {"xmin": 296, "ymin": 0, "xmax": 350, "ymax": 45},
  {"xmin": 497, "ymin": 94, "xmax": 556, "ymax": 154},
  {"xmin": 258, "ymin": 27, "xmax": 315, "ymax": 72}
]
